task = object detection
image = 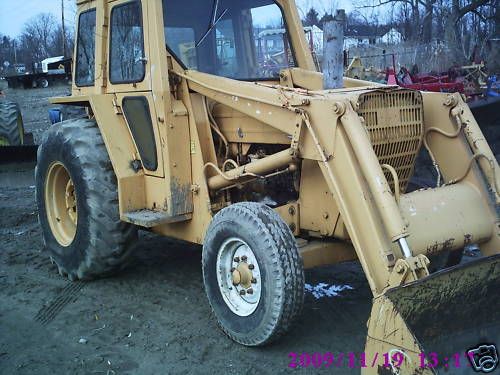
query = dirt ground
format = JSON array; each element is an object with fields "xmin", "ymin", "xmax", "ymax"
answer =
[
  {"xmin": 0, "ymin": 172, "xmax": 372, "ymax": 375},
  {"xmin": 0, "ymin": 84, "xmax": 498, "ymax": 374},
  {"xmin": 0, "ymin": 84, "xmax": 373, "ymax": 374}
]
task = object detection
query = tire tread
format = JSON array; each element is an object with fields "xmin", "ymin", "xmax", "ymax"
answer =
[{"xmin": 0, "ymin": 99, "xmax": 22, "ymax": 145}]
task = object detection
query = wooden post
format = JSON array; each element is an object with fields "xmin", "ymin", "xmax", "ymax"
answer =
[{"xmin": 322, "ymin": 10, "xmax": 346, "ymax": 89}]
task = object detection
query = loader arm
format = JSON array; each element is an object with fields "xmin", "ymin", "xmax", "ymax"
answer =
[
  {"xmin": 174, "ymin": 70, "xmax": 500, "ymax": 374},
  {"xmin": 175, "ymin": 70, "xmax": 430, "ymax": 294}
]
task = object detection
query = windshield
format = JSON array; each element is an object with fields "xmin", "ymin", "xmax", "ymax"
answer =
[{"xmin": 163, "ymin": 0, "xmax": 296, "ymax": 80}]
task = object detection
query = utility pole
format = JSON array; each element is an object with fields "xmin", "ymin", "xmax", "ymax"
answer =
[
  {"xmin": 322, "ymin": 9, "xmax": 346, "ymax": 89},
  {"xmin": 61, "ymin": 0, "xmax": 66, "ymax": 57},
  {"xmin": 13, "ymin": 40, "xmax": 17, "ymax": 64}
]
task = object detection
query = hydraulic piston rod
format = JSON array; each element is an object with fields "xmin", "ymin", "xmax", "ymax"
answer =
[{"xmin": 207, "ymin": 149, "xmax": 295, "ymax": 191}]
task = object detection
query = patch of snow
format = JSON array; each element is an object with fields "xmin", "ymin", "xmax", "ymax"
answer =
[{"xmin": 305, "ymin": 283, "xmax": 353, "ymax": 299}]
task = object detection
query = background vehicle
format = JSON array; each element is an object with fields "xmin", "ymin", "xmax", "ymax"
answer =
[{"xmin": 5, "ymin": 57, "xmax": 72, "ymax": 89}]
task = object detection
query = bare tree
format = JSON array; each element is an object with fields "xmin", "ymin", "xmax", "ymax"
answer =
[
  {"xmin": 19, "ymin": 13, "xmax": 58, "ymax": 64},
  {"xmin": 355, "ymin": 0, "xmax": 497, "ymax": 63},
  {"xmin": 444, "ymin": 0, "xmax": 497, "ymax": 61},
  {"xmin": 303, "ymin": 7, "xmax": 321, "ymax": 26},
  {"xmin": 52, "ymin": 25, "xmax": 74, "ymax": 57},
  {"xmin": 11, "ymin": 12, "xmax": 75, "ymax": 69}
]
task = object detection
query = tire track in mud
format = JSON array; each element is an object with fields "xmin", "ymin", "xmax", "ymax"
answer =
[
  {"xmin": 34, "ymin": 282, "xmax": 86, "ymax": 325},
  {"xmin": 32, "ymin": 256, "xmax": 52, "ymax": 270}
]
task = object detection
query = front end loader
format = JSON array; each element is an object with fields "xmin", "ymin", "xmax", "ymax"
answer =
[{"xmin": 36, "ymin": 0, "xmax": 499, "ymax": 373}]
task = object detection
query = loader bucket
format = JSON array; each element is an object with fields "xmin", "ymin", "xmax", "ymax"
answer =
[{"xmin": 365, "ymin": 254, "xmax": 500, "ymax": 374}]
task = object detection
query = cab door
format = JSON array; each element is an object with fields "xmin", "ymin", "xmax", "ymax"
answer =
[{"xmin": 107, "ymin": 0, "xmax": 164, "ymax": 178}]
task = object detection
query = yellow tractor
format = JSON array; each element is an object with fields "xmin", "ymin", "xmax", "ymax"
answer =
[{"xmin": 36, "ymin": 1, "xmax": 499, "ymax": 373}]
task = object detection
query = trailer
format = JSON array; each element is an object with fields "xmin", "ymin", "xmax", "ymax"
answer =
[{"xmin": 5, "ymin": 57, "xmax": 72, "ymax": 89}]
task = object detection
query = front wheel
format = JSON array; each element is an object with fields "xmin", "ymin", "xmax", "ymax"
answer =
[{"xmin": 202, "ymin": 202, "xmax": 304, "ymax": 346}]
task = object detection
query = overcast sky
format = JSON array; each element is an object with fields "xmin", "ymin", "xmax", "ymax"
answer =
[{"xmin": 0, "ymin": 0, "xmax": 356, "ymax": 38}]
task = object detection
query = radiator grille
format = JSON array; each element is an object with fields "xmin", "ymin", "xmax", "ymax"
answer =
[{"xmin": 357, "ymin": 90, "xmax": 424, "ymax": 193}]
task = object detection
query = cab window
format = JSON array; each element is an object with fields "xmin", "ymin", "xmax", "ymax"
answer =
[
  {"xmin": 75, "ymin": 9, "xmax": 96, "ymax": 86},
  {"xmin": 109, "ymin": 1, "xmax": 145, "ymax": 84},
  {"xmin": 163, "ymin": 0, "xmax": 296, "ymax": 80}
]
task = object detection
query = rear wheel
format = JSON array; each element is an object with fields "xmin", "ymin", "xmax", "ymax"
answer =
[
  {"xmin": 36, "ymin": 118, "xmax": 138, "ymax": 280},
  {"xmin": 0, "ymin": 99, "xmax": 24, "ymax": 146},
  {"xmin": 38, "ymin": 78, "xmax": 49, "ymax": 89},
  {"xmin": 202, "ymin": 202, "xmax": 304, "ymax": 346}
]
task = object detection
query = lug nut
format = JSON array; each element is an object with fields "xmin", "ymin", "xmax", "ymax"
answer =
[
  {"xmin": 234, "ymin": 257, "xmax": 240, "ymax": 262},
  {"xmin": 248, "ymin": 264, "xmax": 254, "ymax": 270},
  {"xmin": 230, "ymin": 267, "xmax": 236, "ymax": 272},
  {"xmin": 247, "ymin": 288, "xmax": 254, "ymax": 295},
  {"xmin": 241, "ymin": 255, "xmax": 248, "ymax": 261},
  {"xmin": 239, "ymin": 290, "xmax": 246, "ymax": 296},
  {"xmin": 251, "ymin": 278, "xmax": 257, "ymax": 284}
]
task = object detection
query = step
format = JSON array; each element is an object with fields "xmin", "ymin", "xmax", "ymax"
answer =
[{"xmin": 122, "ymin": 209, "xmax": 191, "ymax": 228}]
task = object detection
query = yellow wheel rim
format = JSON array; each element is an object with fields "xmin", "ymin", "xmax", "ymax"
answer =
[{"xmin": 45, "ymin": 162, "xmax": 78, "ymax": 246}]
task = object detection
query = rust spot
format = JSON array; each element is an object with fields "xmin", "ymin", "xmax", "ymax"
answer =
[
  {"xmin": 426, "ymin": 242, "xmax": 439, "ymax": 256},
  {"xmin": 170, "ymin": 178, "xmax": 193, "ymax": 216},
  {"xmin": 443, "ymin": 238, "xmax": 455, "ymax": 251},
  {"xmin": 426, "ymin": 238, "xmax": 455, "ymax": 254}
]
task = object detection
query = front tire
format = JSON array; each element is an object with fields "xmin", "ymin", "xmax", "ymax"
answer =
[
  {"xmin": 202, "ymin": 202, "xmax": 304, "ymax": 346},
  {"xmin": 35, "ymin": 118, "xmax": 138, "ymax": 280}
]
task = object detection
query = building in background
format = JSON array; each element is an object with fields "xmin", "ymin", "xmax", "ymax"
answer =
[{"xmin": 344, "ymin": 25, "xmax": 402, "ymax": 49}]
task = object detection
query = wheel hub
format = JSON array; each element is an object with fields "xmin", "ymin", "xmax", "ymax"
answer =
[
  {"xmin": 45, "ymin": 162, "xmax": 78, "ymax": 246},
  {"xmin": 232, "ymin": 263, "xmax": 253, "ymax": 288},
  {"xmin": 65, "ymin": 179, "xmax": 77, "ymax": 225},
  {"xmin": 216, "ymin": 238, "xmax": 261, "ymax": 316}
]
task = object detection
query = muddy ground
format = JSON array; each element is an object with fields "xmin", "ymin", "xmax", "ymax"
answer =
[
  {"xmin": 0, "ymin": 170, "xmax": 371, "ymax": 375},
  {"xmin": 0, "ymin": 83, "xmax": 498, "ymax": 374}
]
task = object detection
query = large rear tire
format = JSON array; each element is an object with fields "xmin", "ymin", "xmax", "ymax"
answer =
[
  {"xmin": 0, "ymin": 99, "xmax": 23, "ymax": 146},
  {"xmin": 202, "ymin": 202, "xmax": 304, "ymax": 346},
  {"xmin": 35, "ymin": 118, "xmax": 138, "ymax": 280}
]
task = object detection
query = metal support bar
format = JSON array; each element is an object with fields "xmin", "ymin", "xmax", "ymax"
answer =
[{"xmin": 339, "ymin": 104, "xmax": 409, "ymax": 242}]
